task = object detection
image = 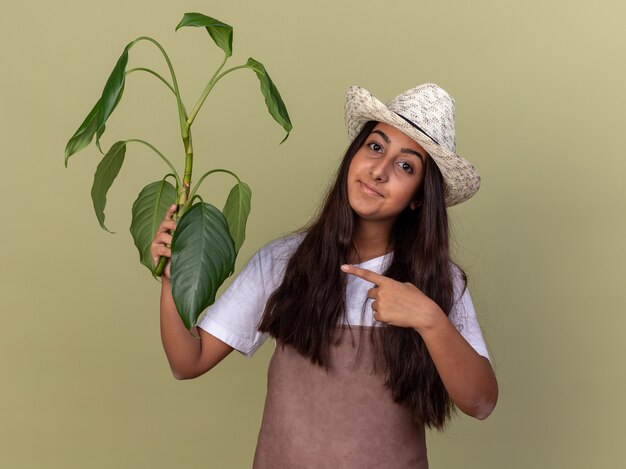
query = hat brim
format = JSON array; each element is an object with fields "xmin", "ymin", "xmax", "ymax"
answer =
[{"xmin": 344, "ymin": 86, "xmax": 480, "ymax": 207}]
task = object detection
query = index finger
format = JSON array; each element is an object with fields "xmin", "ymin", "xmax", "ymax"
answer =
[
  {"xmin": 165, "ymin": 204, "xmax": 177, "ymax": 220},
  {"xmin": 340, "ymin": 264, "xmax": 387, "ymax": 285}
]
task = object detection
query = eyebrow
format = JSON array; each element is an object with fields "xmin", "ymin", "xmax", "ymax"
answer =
[{"xmin": 370, "ymin": 130, "xmax": 426, "ymax": 163}]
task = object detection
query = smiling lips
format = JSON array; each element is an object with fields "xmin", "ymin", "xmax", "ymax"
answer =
[{"xmin": 358, "ymin": 181, "xmax": 384, "ymax": 197}]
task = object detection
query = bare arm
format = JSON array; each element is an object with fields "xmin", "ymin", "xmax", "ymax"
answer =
[
  {"xmin": 417, "ymin": 308, "xmax": 497, "ymax": 419},
  {"xmin": 341, "ymin": 264, "xmax": 498, "ymax": 419},
  {"xmin": 160, "ymin": 278, "xmax": 233, "ymax": 379},
  {"xmin": 154, "ymin": 204, "xmax": 234, "ymax": 380}
]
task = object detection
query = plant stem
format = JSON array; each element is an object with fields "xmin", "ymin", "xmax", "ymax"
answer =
[
  {"xmin": 124, "ymin": 139, "xmax": 181, "ymax": 187},
  {"xmin": 149, "ymin": 48, "xmax": 250, "ymax": 278},
  {"xmin": 187, "ymin": 169, "xmax": 241, "ymax": 202},
  {"xmin": 133, "ymin": 36, "xmax": 189, "ymax": 152},
  {"xmin": 133, "ymin": 36, "xmax": 185, "ymax": 113},
  {"xmin": 180, "ymin": 131, "xmax": 193, "ymax": 209},
  {"xmin": 186, "ymin": 54, "xmax": 229, "ymax": 127},
  {"xmin": 154, "ymin": 255, "xmax": 169, "ymax": 277},
  {"xmin": 126, "ymin": 67, "xmax": 176, "ymax": 95},
  {"xmin": 190, "ymin": 194, "xmax": 204, "ymax": 205},
  {"xmin": 214, "ymin": 64, "xmax": 252, "ymax": 82},
  {"xmin": 186, "ymin": 65, "xmax": 250, "ymax": 126}
]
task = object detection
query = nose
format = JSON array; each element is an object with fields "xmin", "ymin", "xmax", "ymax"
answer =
[{"xmin": 369, "ymin": 159, "xmax": 390, "ymax": 182}]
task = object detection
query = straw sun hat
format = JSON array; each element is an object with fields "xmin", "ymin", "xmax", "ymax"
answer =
[{"xmin": 344, "ymin": 83, "xmax": 480, "ymax": 207}]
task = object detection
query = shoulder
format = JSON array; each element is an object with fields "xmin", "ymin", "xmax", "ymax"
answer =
[
  {"xmin": 221, "ymin": 232, "xmax": 306, "ymax": 295},
  {"xmin": 257, "ymin": 231, "xmax": 307, "ymax": 261},
  {"xmin": 449, "ymin": 261, "xmax": 469, "ymax": 303},
  {"xmin": 247, "ymin": 231, "xmax": 307, "ymax": 276}
]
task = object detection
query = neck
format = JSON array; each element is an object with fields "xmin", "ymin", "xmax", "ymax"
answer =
[{"xmin": 350, "ymin": 219, "xmax": 393, "ymax": 263}]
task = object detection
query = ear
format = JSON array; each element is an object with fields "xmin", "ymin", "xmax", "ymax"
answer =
[{"xmin": 410, "ymin": 200, "xmax": 422, "ymax": 210}]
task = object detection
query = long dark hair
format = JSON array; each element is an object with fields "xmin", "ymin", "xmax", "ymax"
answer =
[{"xmin": 258, "ymin": 121, "xmax": 466, "ymax": 429}]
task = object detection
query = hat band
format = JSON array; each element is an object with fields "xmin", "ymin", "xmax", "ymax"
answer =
[{"xmin": 394, "ymin": 112, "xmax": 439, "ymax": 145}]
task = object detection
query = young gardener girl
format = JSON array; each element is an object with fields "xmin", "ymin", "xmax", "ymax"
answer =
[{"xmin": 153, "ymin": 83, "xmax": 498, "ymax": 468}]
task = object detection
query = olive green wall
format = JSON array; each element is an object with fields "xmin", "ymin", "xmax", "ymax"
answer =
[{"xmin": 1, "ymin": 0, "xmax": 624, "ymax": 467}]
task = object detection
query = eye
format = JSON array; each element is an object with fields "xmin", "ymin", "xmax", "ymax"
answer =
[
  {"xmin": 398, "ymin": 161, "xmax": 414, "ymax": 174},
  {"xmin": 367, "ymin": 142, "xmax": 383, "ymax": 153}
]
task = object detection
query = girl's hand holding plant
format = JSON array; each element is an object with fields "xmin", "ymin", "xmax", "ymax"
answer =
[{"xmin": 151, "ymin": 204, "xmax": 178, "ymax": 281}]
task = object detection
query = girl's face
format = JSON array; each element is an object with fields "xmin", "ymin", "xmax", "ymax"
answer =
[{"xmin": 347, "ymin": 123, "xmax": 428, "ymax": 226}]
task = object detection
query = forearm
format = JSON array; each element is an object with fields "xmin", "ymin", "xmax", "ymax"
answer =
[
  {"xmin": 160, "ymin": 279, "xmax": 204, "ymax": 379},
  {"xmin": 339, "ymin": 263, "xmax": 498, "ymax": 418},
  {"xmin": 417, "ymin": 306, "xmax": 498, "ymax": 420}
]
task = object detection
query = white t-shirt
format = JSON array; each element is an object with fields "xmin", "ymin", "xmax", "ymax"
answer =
[{"xmin": 197, "ymin": 233, "xmax": 490, "ymax": 360}]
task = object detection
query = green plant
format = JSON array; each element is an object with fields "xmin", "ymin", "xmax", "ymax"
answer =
[{"xmin": 64, "ymin": 13, "xmax": 292, "ymax": 329}]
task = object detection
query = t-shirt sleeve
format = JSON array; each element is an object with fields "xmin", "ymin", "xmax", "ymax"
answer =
[
  {"xmin": 196, "ymin": 235, "xmax": 301, "ymax": 357},
  {"xmin": 448, "ymin": 267, "xmax": 491, "ymax": 361}
]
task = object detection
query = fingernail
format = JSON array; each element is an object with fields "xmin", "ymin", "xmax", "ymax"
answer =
[{"xmin": 340, "ymin": 264, "xmax": 349, "ymax": 272}]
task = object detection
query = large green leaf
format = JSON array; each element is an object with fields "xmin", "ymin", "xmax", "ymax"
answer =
[
  {"xmin": 65, "ymin": 41, "xmax": 132, "ymax": 162},
  {"xmin": 64, "ymin": 98, "xmax": 102, "ymax": 166},
  {"xmin": 175, "ymin": 13, "xmax": 233, "ymax": 57},
  {"xmin": 91, "ymin": 141, "xmax": 126, "ymax": 233},
  {"xmin": 170, "ymin": 203, "xmax": 236, "ymax": 329},
  {"xmin": 130, "ymin": 179, "xmax": 177, "ymax": 273},
  {"xmin": 95, "ymin": 43, "xmax": 131, "ymax": 148},
  {"xmin": 222, "ymin": 181, "xmax": 252, "ymax": 254},
  {"xmin": 245, "ymin": 57, "xmax": 292, "ymax": 143}
]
